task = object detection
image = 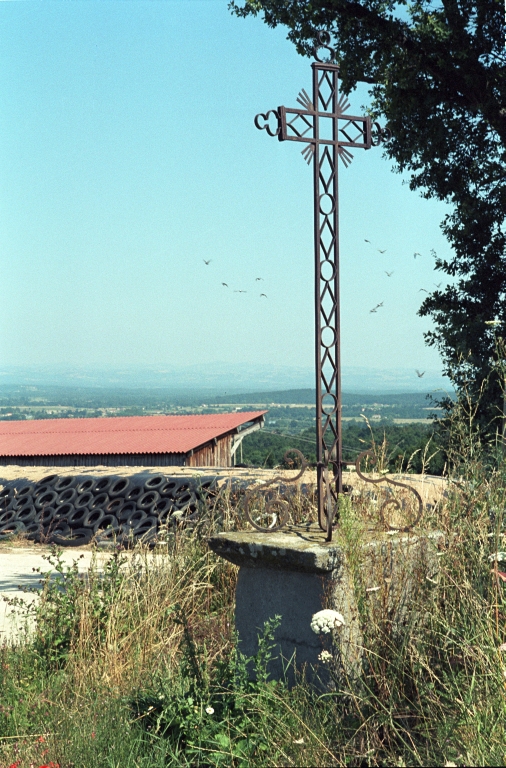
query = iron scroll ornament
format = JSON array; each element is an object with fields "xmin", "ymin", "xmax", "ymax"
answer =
[
  {"xmin": 313, "ymin": 29, "xmax": 338, "ymax": 63},
  {"xmin": 244, "ymin": 449, "xmax": 308, "ymax": 532},
  {"xmin": 355, "ymin": 449, "xmax": 423, "ymax": 532}
]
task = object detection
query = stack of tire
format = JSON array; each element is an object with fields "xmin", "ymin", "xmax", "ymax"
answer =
[{"xmin": 0, "ymin": 474, "xmax": 217, "ymax": 548}]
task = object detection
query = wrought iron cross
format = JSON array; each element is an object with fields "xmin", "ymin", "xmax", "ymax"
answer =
[{"xmin": 254, "ymin": 32, "xmax": 389, "ymax": 541}]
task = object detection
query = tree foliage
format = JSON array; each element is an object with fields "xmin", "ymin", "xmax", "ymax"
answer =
[{"xmin": 231, "ymin": 0, "xmax": 506, "ymax": 436}]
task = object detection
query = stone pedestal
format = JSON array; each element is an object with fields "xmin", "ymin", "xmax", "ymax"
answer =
[{"xmin": 208, "ymin": 524, "xmax": 443, "ymax": 688}]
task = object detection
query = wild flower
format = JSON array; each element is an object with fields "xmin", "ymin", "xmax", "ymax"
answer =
[
  {"xmin": 310, "ymin": 609, "xmax": 345, "ymax": 634},
  {"xmin": 318, "ymin": 649, "xmax": 333, "ymax": 664},
  {"xmin": 488, "ymin": 552, "xmax": 506, "ymax": 561},
  {"xmin": 205, "ymin": 706, "xmax": 215, "ymax": 715}
]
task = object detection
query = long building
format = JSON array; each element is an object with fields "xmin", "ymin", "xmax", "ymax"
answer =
[{"xmin": 0, "ymin": 411, "xmax": 266, "ymax": 467}]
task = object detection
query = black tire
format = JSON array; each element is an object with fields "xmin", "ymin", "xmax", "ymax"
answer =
[
  {"xmin": 0, "ymin": 520, "xmax": 26, "ymax": 539},
  {"xmin": 55, "ymin": 502, "xmax": 75, "ymax": 523},
  {"xmin": 94, "ymin": 527, "xmax": 120, "ymax": 545},
  {"xmin": 109, "ymin": 478, "xmax": 130, "ymax": 498},
  {"xmin": 135, "ymin": 516, "xmax": 158, "ymax": 543},
  {"xmin": 52, "ymin": 527, "xmax": 93, "ymax": 547},
  {"xmin": 54, "ymin": 476, "xmax": 78, "ymax": 492},
  {"xmin": 76, "ymin": 478, "xmax": 97, "ymax": 495},
  {"xmin": 82, "ymin": 508, "xmax": 105, "ymax": 531},
  {"xmin": 74, "ymin": 492, "xmax": 94, "ymax": 510},
  {"xmin": 179, "ymin": 499, "xmax": 199, "ymax": 514},
  {"xmin": 24, "ymin": 521, "xmax": 42, "ymax": 541},
  {"xmin": 0, "ymin": 487, "xmax": 13, "ymax": 499},
  {"xmin": 35, "ymin": 490, "xmax": 58, "ymax": 510},
  {"xmin": 50, "ymin": 523, "xmax": 72, "ymax": 539},
  {"xmin": 15, "ymin": 495, "xmax": 34, "ymax": 512},
  {"xmin": 125, "ymin": 509, "xmax": 147, "ymax": 529},
  {"xmin": 16, "ymin": 483, "xmax": 35, "ymax": 500},
  {"xmin": 0, "ymin": 509, "xmax": 17, "ymax": 527},
  {"xmin": 33, "ymin": 483, "xmax": 55, "ymax": 500},
  {"xmin": 93, "ymin": 477, "xmax": 115, "ymax": 495},
  {"xmin": 0, "ymin": 489, "xmax": 15, "ymax": 511},
  {"xmin": 16, "ymin": 504, "xmax": 37, "ymax": 524},
  {"xmin": 67, "ymin": 507, "xmax": 88, "ymax": 528},
  {"xmin": 118, "ymin": 501, "xmax": 137, "ymax": 522},
  {"xmin": 118, "ymin": 524, "xmax": 136, "ymax": 548},
  {"xmin": 198, "ymin": 479, "xmax": 218, "ymax": 499},
  {"xmin": 39, "ymin": 506, "xmax": 57, "ymax": 526},
  {"xmin": 90, "ymin": 492, "xmax": 109, "ymax": 510},
  {"xmin": 173, "ymin": 491, "xmax": 197, "ymax": 509},
  {"xmin": 125, "ymin": 486, "xmax": 143, "ymax": 503},
  {"xmin": 144, "ymin": 475, "xmax": 165, "ymax": 491},
  {"xmin": 137, "ymin": 490, "xmax": 160, "ymax": 510},
  {"xmin": 38, "ymin": 474, "xmax": 59, "ymax": 487},
  {"xmin": 154, "ymin": 498, "xmax": 174, "ymax": 518},
  {"xmin": 95, "ymin": 514, "xmax": 120, "ymax": 533},
  {"xmin": 159, "ymin": 480, "xmax": 179, "ymax": 498},
  {"xmin": 0, "ymin": 500, "xmax": 15, "ymax": 514},
  {"xmin": 105, "ymin": 497, "xmax": 123, "ymax": 515},
  {"xmin": 56, "ymin": 487, "xmax": 77, "ymax": 506}
]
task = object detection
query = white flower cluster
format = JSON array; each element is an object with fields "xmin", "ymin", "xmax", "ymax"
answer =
[
  {"xmin": 310, "ymin": 609, "xmax": 345, "ymax": 635},
  {"xmin": 318, "ymin": 650, "xmax": 333, "ymax": 664},
  {"xmin": 488, "ymin": 551, "xmax": 506, "ymax": 562}
]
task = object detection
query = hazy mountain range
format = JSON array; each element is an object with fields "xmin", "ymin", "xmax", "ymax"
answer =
[{"xmin": 0, "ymin": 363, "xmax": 451, "ymax": 395}]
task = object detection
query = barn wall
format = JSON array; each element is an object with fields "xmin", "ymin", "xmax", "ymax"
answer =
[
  {"xmin": 0, "ymin": 436, "xmax": 234, "ymax": 468},
  {"xmin": 187, "ymin": 435, "xmax": 232, "ymax": 467},
  {"xmin": 0, "ymin": 453, "xmax": 187, "ymax": 468}
]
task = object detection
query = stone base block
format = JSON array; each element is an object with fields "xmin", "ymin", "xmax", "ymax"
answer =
[{"xmin": 209, "ymin": 524, "xmax": 443, "ymax": 689}]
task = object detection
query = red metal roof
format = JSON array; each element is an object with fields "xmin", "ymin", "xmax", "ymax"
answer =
[{"xmin": 0, "ymin": 412, "xmax": 267, "ymax": 457}]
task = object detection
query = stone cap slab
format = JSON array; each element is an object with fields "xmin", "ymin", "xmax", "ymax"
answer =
[
  {"xmin": 208, "ymin": 525, "xmax": 445, "ymax": 574},
  {"xmin": 208, "ymin": 526, "xmax": 345, "ymax": 573}
]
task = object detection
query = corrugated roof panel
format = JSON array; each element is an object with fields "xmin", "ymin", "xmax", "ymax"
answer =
[{"xmin": 0, "ymin": 412, "xmax": 266, "ymax": 457}]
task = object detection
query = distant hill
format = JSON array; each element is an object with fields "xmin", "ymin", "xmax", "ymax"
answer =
[{"xmin": 212, "ymin": 389, "xmax": 444, "ymax": 406}]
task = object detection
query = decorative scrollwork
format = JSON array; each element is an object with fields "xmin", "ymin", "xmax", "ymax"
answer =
[
  {"xmin": 355, "ymin": 449, "xmax": 423, "ymax": 531},
  {"xmin": 254, "ymin": 110, "xmax": 280, "ymax": 137},
  {"xmin": 244, "ymin": 449, "xmax": 308, "ymax": 532},
  {"xmin": 371, "ymin": 122, "xmax": 391, "ymax": 146},
  {"xmin": 313, "ymin": 30, "xmax": 337, "ymax": 64}
]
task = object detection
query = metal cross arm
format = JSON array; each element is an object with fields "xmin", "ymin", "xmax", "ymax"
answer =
[{"xmin": 253, "ymin": 31, "xmax": 389, "ymax": 542}]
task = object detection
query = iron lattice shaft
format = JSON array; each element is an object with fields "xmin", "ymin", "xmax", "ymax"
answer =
[{"xmin": 312, "ymin": 63, "xmax": 342, "ymax": 537}]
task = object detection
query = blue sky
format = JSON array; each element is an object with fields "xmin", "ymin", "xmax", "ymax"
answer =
[{"xmin": 0, "ymin": 0, "xmax": 453, "ymax": 386}]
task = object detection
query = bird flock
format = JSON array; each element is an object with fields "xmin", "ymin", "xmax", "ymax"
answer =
[
  {"xmin": 202, "ymin": 242, "xmax": 437, "ymax": 379},
  {"xmin": 203, "ymin": 260, "xmax": 268, "ymax": 299},
  {"xmin": 364, "ymin": 239, "xmax": 437, "ymax": 380}
]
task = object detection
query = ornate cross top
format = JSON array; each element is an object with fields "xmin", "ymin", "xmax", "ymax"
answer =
[
  {"xmin": 254, "ymin": 32, "xmax": 389, "ymax": 542},
  {"xmin": 254, "ymin": 32, "xmax": 388, "ymax": 167}
]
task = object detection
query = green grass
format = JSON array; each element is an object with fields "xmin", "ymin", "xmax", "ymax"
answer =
[{"xmin": 1, "ymin": 455, "xmax": 506, "ymax": 767}]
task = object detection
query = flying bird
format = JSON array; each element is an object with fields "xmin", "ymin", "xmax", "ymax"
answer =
[
  {"xmin": 415, "ymin": 369, "xmax": 425, "ymax": 378},
  {"xmin": 255, "ymin": 277, "xmax": 264, "ymax": 281},
  {"xmin": 364, "ymin": 239, "xmax": 371, "ymax": 243},
  {"xmin": 434, "ymin": 282, "xmax": 442, "ymax": 289},
  {"xmin": 234, "ymin": 290, "xmax": 247, "ymax": 293},
  {"xmin": 385, "ymin": 271, "xmax": 394, "ymax": 277},
  {"xmin": 413, "ymin": 252, "xmax": 422, "ymax": 259},
  {"xmin": 221, "ymin": 283, "xmax": 228, "ymax": 287},
  {"xmin": 418, "ymin": 288, "xmax": 429, "ymax": 293},
  {"xmin": 260, "ymin": 293, "xmax": 267, "ymax": 298},
  {"xmin": 203, "ymin": 259, "xmax": 212, "ymax": 265},
  {"xmin": 370, "ymin": 302, "xmax": 384, "ymax": 313},
  {"xmin": 377, "ymin": 249, "xmax": 387, "ymax": 254}
]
